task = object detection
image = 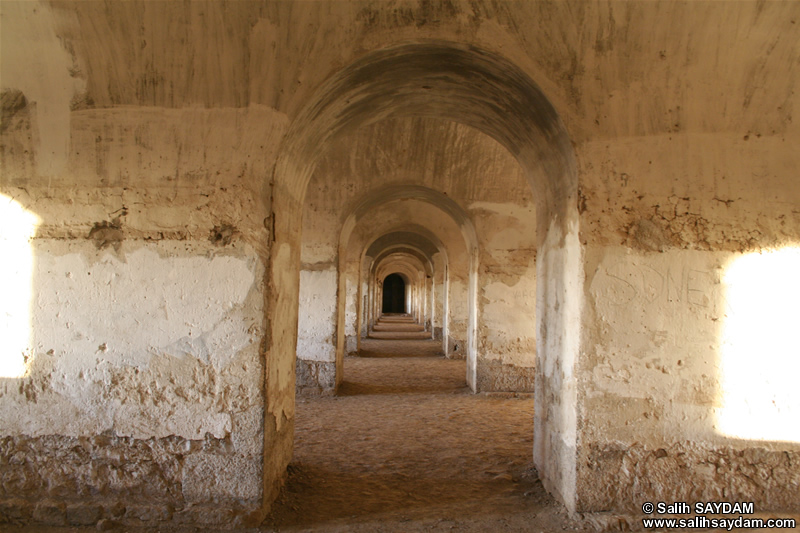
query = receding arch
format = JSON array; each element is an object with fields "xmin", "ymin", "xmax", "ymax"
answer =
[
  {"xmin": 361, "ymin": 224, "xmax": 450, "ymax": 266},
  {"xmin": 356, "ymin": 228, "xmax": 447, "ymax": 355},
  {"xmin": 366, "ymin": 232, "xmax": 440, "ymax": 261},
  {"xmin": 339, "ymin": 192, "xmax": 477, "ymax": 386},
  {"xmin": 272, "ymin": 41, "xmax": 577, "ymax": 221},
  {"xmin": 339, "ymin": 185, "xmax": 478, "ymax": 267},
  {"xmin": 342, "ymin": 184, "xmax": 477, "ymax": 236},
  {"xmin": 373, "ymin": 245, "xmax": 433, "ymax": 265},
  {"xmin": 268, "ymin": 40, "xmax": 582, "ymax": 512},
  {"xmin": 373, "ymin": 252, "xmax": 430, "ymax": 330}
]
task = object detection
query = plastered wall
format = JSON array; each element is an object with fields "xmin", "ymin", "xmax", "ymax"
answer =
[
  {"xmin": 0, "ymin": 188, "xmax": 272, "ymax": 526},
  {"xmin": 1, "ymin": 15, "xmax": 280, "ymax": 518},
  {"xmin": 295, "ymin": 267, "xmax": 338, "ymax": 394},
  {"xmin": 574, "ymin": 131, "xmax": 800, "ymax": 512},
  {"xmin": 472, "ymin": 201, "xmax": 538, "ymax": 391}
]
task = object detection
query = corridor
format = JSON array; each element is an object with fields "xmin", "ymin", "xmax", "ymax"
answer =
[
  {"xmin": 267, "ymin": 315, "xmax": 570, "ymax": 532},
  {"xmin": 3, "ymin": 2, "xmax": 800, "ymax": 527}
]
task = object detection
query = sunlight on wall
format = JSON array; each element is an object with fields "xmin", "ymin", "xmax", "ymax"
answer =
[
  {"xmin": 718, "ymin": 246, "xmax": 800, "ymax": 443},
  {"xmin": 0, "ymin": 194, "xmax": 40, "ymax": 378}
]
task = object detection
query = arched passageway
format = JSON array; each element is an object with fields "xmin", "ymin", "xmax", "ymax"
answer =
[
  {"xmin": 349, "ymin": 196, "xmax": 474, "ymax": 363},
  {"xmin": 3, "ymin": 4, "xmax": 798, "ymax": 529},
  {"xmin": 297, "ymin": 187, "xmax": 472, "ymax": 392},
  {"xmin": 272, "ymin": 41, "xmax": 580, "ymax": 512}
]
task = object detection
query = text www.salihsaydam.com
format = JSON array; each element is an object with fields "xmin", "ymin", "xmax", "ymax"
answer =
[{"xmin": 642, "ymin": 516, "xmax": 796, "ymax": 530}]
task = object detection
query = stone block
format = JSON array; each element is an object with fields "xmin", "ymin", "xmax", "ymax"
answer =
[
  {"xmin": 33, "ymin": 500, "xmax": 67, "ymax": 526},
  {"xmin": 67, "ymin": 503, "xmax": 103, "ymax": 525},
  {"xmin": 295, "ymin": 360, "xmax": 336, "ymax": 395},
  {"xmin": 181, "ymin": 453, "xmax": 262, "ymax": 504},
  {"xmin": 0, "ymin": 498, "xmax": 33, "ymax": 523}
]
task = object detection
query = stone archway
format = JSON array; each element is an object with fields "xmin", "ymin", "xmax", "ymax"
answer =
[
  {"xmin": 267, "ymin": 40, "xmax": 581, "ymax": 511},
  {"xmin": 338, "ymin": 187, "xmax": 478, "ymax": 388}
]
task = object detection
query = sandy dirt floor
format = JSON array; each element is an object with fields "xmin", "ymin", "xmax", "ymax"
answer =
[{"xmin": 264, "ymin": 337, "xmax": 578, "ymax": 532}]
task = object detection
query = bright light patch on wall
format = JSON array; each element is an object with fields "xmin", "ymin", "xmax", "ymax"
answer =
[
  {"xmin": 718, "ymin": 246, "xmax": 800, "ymax": 443},
  {"xmin": 0, "ymin": 194, "xmax": 40, "ymax": 378}
]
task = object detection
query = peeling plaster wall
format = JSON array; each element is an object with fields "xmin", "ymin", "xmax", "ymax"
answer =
[
  {"xmin": 471, "ymin": 201, "xmax": 538, "ymax": 392},
  {"xmin": 432, "ymin": 252, "xmax": 446, "ymax": 343},
  {"xmin": 446, "ymin": 279, "xmax": 469, "ymax": 359},
  {"xmin": 295, "ymin": 267, "xmax": 338, "ymax": 394},
  {"xmin": 0, "ymin": 235, "xmax": 269, "ymax": 526},
  {"xmin": 295, "ymin": 180, "xmax": 340, "ymax": 394},
  {"xmin": 1, "ymin": 42, "xmax": 281, "ymax": 522},
  {"xmin": 343, "ymin": 263, "xmax": 360, "ymax": 355},
  {"xmin": 533, "ymin": 219, "xmax": 582, "ymax": 512},
  {"xmin": 577, "ymin": 244, "xmax": 800, "ymax": 513},
  {"xmin": 574, "ymin": 127, "xmax": 800, "ymax": 512},
  {"xmin": 6, "ymin": 242, "xmax": 261, "ymax": 437}
]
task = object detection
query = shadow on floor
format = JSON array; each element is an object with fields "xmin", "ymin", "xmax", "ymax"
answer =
[
  {"xmin": 268, "ymin": 462, "xmax": 548, "ymax": 528},
  {"xmin": 338, "ymin": 375, "xmax": 469, "ymax": 396},
  {"xmin": 357, "ymin": 338, "xmax": 444, "ymax": 358},
  {"xmin": 267, "ymin": 337, "xmax": 554, "ymax": 532}
]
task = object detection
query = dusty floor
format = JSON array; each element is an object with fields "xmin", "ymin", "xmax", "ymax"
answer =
[{"xmin": 265, "ymin": 336, "xmax": 575, "ymax": 532}]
